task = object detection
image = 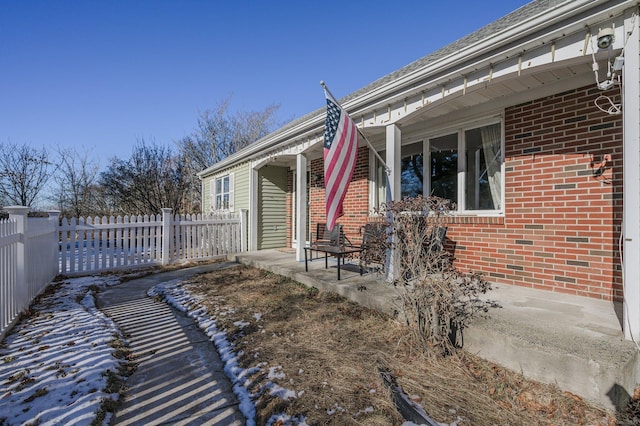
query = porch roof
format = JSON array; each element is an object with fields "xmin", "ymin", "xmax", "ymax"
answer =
[{"xmin": 198, "ymin": 0, "xmax": 628, "ymax": 177}]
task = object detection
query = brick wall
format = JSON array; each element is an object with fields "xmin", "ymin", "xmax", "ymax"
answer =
[
  {"xmin": 450, "ymin": 85, "xmax": 623, "ymax": 301},
  {"xmin": 299, "ymin": 85, "xmax": 622, "ymax": 301},
  {"xmin": 309, "ymin": 146, "xmax": 370, "ymax": 244}
]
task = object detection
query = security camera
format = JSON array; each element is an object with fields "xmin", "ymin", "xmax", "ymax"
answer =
[{"xmin": 597, "ymin": 27, "xmax": 615, "ymax": 49}]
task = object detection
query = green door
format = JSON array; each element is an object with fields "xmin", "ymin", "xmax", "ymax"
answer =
[{"xmin": 258, "ymin": 165, "xmax": 288, "ymax": 249}]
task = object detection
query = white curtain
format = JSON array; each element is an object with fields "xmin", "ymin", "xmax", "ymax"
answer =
[{"xmin": 480, "ymin": 124, "xmax": 502, "ymax": 210}]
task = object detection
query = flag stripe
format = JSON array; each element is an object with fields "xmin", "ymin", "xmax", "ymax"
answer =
[
  {"xmin": 325, "ymin": 124, "xmax": 357, "ymax": 219},
  {"xmin": 323, "ymin": 89, "xmax": 359, "ymax": 231},
  {"xmin": 325, "ymin": 115, "xmax": 356, "ymax": 200},
  {"xmin": 325, "ymin": 109, "xmax": 357, "ymax": 216}
]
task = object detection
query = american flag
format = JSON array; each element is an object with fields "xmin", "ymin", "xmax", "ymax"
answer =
[{"xmin": 323, "ymin": 89, "xmax": 358, "ymax": 231}]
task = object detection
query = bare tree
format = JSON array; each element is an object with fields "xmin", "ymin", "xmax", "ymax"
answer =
[
  {"xmin": 99, "ymin": 139, "xmax": 191, "ymax": 214},
  {"xmin": 177, "ymin": 97, "xmax": 281, "ymax": 212},
  {"xmin": 52, "ymin": 147, "xmax": 101, "ymax": 217},
  {"xmin": 0, "ymin": 142, "xmax": 54, "ymax": 207},
  {"xmin": 179, "ymin": 97, "xmax": 281, "ymax": 170}
]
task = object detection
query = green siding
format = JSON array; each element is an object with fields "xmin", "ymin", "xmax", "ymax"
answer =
[
  {"xmin": 258, "ymin": 166, "xmax": 287, "ymax": 249},
  {"xmin": 201, "ymin": 162, "xmax": 250, "ymax": 213},
  {"xmin": 233, "ymin": 164, "xmax": 250, "ymax": 211}
]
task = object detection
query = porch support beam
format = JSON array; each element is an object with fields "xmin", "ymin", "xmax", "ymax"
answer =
[
  {"xmin": 623, "ymin": 9, "xmax": 640, "ymax": 342},
  {"xmin": 385, "ymin": 124, "xmax": 401, "ymax": 200},
  {"xmin": 295, "ymin": 153, "xmax": 308, "ymax": 262},
  {"xmin": 249, "ymin": 167, "xmax": 259, "ymax": 251},
  {"xmin": 385, "ymin": 124, "xmax": 401, "ymax": 283}
]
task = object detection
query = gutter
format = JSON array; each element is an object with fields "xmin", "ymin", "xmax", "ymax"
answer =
[
  {"xmin": 199, "ymin": 0, "xmax": 631, "ymax": 177},
  {"xmin": 346, "ymin": 0, "xmax": 633, "ymax": 116}
]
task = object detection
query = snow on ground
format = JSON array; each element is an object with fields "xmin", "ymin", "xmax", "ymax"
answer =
[
  {"xmin": 150, "ymin": 279, "xmax": 451, "ymax": 426},
  {"xmin": 1, "ymin": 272, "xmax": 452, "ymax": 426},
  {"xmin": 0, "ymin": 275, "xmax": 123, "ymax": 426},
  {"xmin": 149, "ymin": 280, "xmax": 261, "ymax": 426}
]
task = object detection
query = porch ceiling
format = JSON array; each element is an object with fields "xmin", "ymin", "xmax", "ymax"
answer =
[
  {"xmin": 402, "ymin": 60, "xmax": 596, "ymax": 128},
  {"xmin": 357, "ymin": 59, "xmax": 598, "ymax": 145}
]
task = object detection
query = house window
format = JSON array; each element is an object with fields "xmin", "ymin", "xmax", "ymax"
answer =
[
  {"xmin": 370, "ymin": 151, "xmax": 388, "ymax": 212},
  {"xmin": 464, "ymin": 124, "xmax": 502, "ymax": 210},
  {"xmin": 211, "ymin": 173, "xmax": 234, "ymax": 211},
  {"xmin": 428, "ymin": 134, "xmax": 458, "ymax": 203},
  {"xmin": 428, "ymin": 121, "xmax": 502, "ymax": 213},
  {"xmin": 401, "ymin": 142, "xmax": 423, "ymax": 199},
  {"xmin": 369, "ymin": 119, "xmax": 503, "ymax": 215}
]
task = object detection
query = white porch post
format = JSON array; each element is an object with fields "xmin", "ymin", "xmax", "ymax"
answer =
[
  {"xmin": 385, "ymin": 124, "xmax": 401, "ymax": 282},
  {"xmin": 386, "ymin": 124, "xmax": 401, "ymax": 200},
  {"xmin": 249, "ymin": 167, "xmax": 259, "ymax": 251},
  {"xmin": 295, "ymin": 153, "xmax": 308, "ymax": 262},
  {"xmin": 623, "ymin": 10, "xmax": 640, "ymax": 342}
]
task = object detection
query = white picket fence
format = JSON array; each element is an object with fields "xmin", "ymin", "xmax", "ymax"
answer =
[
  {"xmin": 1, "ymin": 206, "xmax": 247, "ymax": 339},
  {"xmin": 59, "ymin": 208, "xmax": 247, "ymax": 274},
  {"xmin": 1, "ymin": 207, "xmax": 59, "ymax": 340}
]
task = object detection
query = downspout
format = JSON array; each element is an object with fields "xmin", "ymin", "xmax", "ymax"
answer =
[{"xmin": 623, "ymin": 7, "xmax": 640, "ymax": 342}]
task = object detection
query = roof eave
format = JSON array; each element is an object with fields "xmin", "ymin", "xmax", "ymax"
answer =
[{"xmin": 200, "ymin": 0, "xmax": 631, "ymax": 178}]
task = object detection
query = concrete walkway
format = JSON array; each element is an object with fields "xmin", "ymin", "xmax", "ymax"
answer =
[
  {"xmin": 92, "ymin": 250, "xmax": 638, "ymax": 416},
  {"xmin": 230, "ymin": 248, "xmax": 639, "ymax": 411},
  {"xmin": 96, "ymin": 264, "xmax": 245, "ymax": 426}
]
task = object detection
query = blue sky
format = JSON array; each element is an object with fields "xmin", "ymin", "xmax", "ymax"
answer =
[{"xmin": 1, "ymin": 0, "xmax": 530, "ymax": 167}]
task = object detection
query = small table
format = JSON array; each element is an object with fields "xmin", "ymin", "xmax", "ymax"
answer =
[{"xmin": 304, "ymin": 244, "xmax": 364, "ymax": 280}]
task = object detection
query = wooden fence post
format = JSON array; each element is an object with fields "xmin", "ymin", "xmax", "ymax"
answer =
[
  {"xmin": 5, "ymin": 206, "xmax": 29, "ymax": 309},
  {"xmin": 240, "ymin": 209, "xmax": 248, "ymax": 252},
  {"xmin": 161, "ymin": 208, "xmax": 172, "ymax": 265}
]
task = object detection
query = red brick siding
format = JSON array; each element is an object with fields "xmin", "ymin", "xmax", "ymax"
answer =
[
  {"xmin": 296, "ymin": 85, "xmax": 622, "ymax": 301},
  {"xmin": 450, "ymin": 85, "xmax": 622, "ymax": 301},
  {"xmin": 309, "ymin": 146, "xmax": 370, "ymax": 244}
]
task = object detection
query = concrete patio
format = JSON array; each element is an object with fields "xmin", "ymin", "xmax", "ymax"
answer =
[{"xmin": 228, "ymin": 248, "xmax": 639, "ymax": 411}]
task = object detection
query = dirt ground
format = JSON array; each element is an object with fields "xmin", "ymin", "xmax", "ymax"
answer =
[{"xmin": 182, "ymin": 264, "xmax": 637, "ymax": 425}]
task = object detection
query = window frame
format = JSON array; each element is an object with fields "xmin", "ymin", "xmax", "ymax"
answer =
[
  {"xmin": 425, "ymin": 118, "xmax": 504, "ymax": 215},
  {"xmin": 210, "ymin": 173, "xmax": 235, "ymax": 212},
  {"xmin": 369, "ymin": 116, "xmax": 504, "ymax": 217}
]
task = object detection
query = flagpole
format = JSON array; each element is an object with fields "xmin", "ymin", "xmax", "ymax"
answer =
[{"xmin": 320, "ymin": 81, "xmax": 390, "ymax": 174}]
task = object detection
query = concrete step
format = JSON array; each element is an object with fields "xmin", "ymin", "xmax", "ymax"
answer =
[
  {"xmin": 464, "ymin": 284, "xmax": 638, "ymax": 411},
  {"xmin": 231, "ymin": 249, "xmax": 639, "ymax": 410}
]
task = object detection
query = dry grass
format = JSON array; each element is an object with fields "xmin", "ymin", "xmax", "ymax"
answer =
[{"xmin": 184, "ymin": 264, "xmax": 617, "ymax": 425}]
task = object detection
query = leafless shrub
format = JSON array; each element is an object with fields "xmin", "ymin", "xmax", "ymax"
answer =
[{"xmin": 382, "ymin": 196, "xmax": 493, "ymax": 356}]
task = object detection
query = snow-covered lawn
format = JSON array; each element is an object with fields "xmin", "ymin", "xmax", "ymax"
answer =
[
  {"xmin": 1, "ymin": 273, "xmax": 292, "ymax": 426},
  {"xmin": 0, "ymin": 276, "xmax": 124, "ymax": 426},
  {"xmin": 0, "ymin": 272, "xmax": 434, "ymax": 426}
]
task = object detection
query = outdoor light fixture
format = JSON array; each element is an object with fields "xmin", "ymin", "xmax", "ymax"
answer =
[
  {"xmin": 313, "ymin": 173, "xmax": 323, "ymax": 187},
  {"xmin": 597, "ymin": 26, "xmax": 615, "ymax": 49}
]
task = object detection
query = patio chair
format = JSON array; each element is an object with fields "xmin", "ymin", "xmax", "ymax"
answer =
[
  {"xmin": 308, "ymin": 223, "xmax": 353, "ymax": 260},
  {"xmin": 311, "ymin": 223, "xmax": 342, "ymax": 247},
  {"xmin": 359, "ymin": 222, "xmax": 389, "ymax": 272}
]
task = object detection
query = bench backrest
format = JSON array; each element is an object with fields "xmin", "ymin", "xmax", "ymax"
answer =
[{"xmin": 313, "ymin": 223, "xmax": 351, "ymax": 247}]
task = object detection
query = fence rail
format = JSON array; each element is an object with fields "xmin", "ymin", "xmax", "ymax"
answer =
[
  {"xmin": 1, "ymin": 207, "xmax": 247, "ymax": 339},
  {"xmin": 1, "ymin": 207, "xmax": 59, "ymax": 340},
  {"xmin": 59, "ymin": 214, "xmax": 163, "ymax": 274}
]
